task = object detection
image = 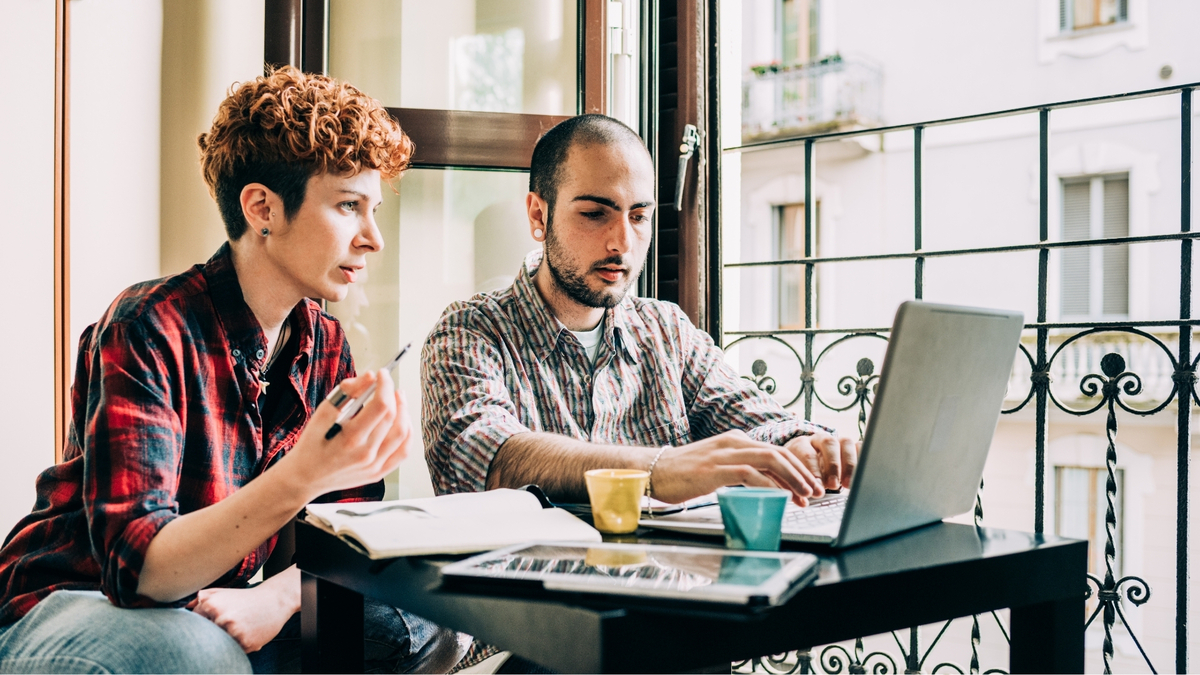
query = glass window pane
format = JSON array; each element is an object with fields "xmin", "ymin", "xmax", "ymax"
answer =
[
  {"xmin": 1055, "ymin": 466, "xmax": 1125, "ymax": 578},
  {"xmin": 1072, "ymin": 0, "xmax": 1096, "ymax": 28},
  {"xmin": 1055, "ymin": 466, "xmax": 1091, "ymax": 543},
  {"xmin": 327, "ymin": 168, "xmax": 533, "ymax": 499},
  {"xmin": 780, "ymin": 0, "xmax": 805, "ymax": 65},
  {"xmin": 1098, "ymin": 0, "xmax": 1122, "ymax": 25},
  {"xmin": 328, "ymin": 0, "xmax": 578, "ymax": 116},
  {"xmin": 776, "ymin": 203, "xmax": 811, "ymax": 330}
]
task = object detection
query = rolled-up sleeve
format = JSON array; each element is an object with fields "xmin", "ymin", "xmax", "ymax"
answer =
[
  {"xmin": 677, "ymin": 309, "xmax": 834, "ymax": 444},
  {"xmin": 421, "ymin": 319, "xmax": 531, "ymax": 495},
  {"xmin": 82, "ymin": 320, "xmax": 189, "ymax": 609}
]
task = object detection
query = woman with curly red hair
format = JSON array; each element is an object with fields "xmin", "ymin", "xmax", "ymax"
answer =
[{"xmin": 0, "ymin": 67, "xmax": 466, "ymax": 673}]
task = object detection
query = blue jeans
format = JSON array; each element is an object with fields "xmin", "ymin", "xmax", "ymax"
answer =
[{"xmin": 0, "ymin": 590, "xmax": 468, "ymax": 674}]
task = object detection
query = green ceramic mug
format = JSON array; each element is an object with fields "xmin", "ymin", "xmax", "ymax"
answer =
[{"xmin": 716, "ymin": 486, "xmax": 790, "ymax": 551}]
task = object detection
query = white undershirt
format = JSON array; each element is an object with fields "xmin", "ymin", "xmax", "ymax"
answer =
[{"xmin": 569, "ymin": 321, "xmax": 605, "ymax": 365}]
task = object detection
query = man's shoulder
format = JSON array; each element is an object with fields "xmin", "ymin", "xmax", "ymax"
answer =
[
  {"xmin": 625, "ymin": 295, "xmax": 689, "ymax": 320},
  {"xmin": 622, "ymin": 295, "xmax": 694, "ymax": 336},
  {"xmin": 428, "ymin": 286, "xmax": 518, "ymax": 336}
]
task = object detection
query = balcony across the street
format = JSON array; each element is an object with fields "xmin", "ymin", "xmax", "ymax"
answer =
[{"xmin": 741, "ymin": 55, "xmax": 883, "ymax": 143}]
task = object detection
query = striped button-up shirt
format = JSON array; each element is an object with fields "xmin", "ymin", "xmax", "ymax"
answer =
[{"xmin": 421, "ymin": 250, "xmax": 829, "ymax": 495}]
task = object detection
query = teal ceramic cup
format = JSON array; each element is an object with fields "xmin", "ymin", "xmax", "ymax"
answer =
[{"xmin": 716, "ymin": 486, "xmax": 790, "ymax": 551}]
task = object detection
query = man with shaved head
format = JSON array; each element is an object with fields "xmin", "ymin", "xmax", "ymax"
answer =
[{"xmin": 422, "ymin": 114, "xmax": 856, "ymax": 513}]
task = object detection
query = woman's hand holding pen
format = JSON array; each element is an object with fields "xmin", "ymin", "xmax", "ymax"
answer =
[
  {"xmin": 277, "ymin": 369, "xmax": 411, "ymax": 500},
  {"xmin": 139, "ymin": 369, "xmax": 410, "ymax": 604}
]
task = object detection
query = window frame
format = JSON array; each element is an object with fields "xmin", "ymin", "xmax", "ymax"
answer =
[
  {"xmin": 774, "ymin": 201, "xmax": 818, "ymax": 330},
  {"xmin": 1059, "ymin": 0, "xmax": 1129, "ymax": 33},
  {"xmin": 654, "ymin": 0, "xmax": 723, "ymax": 334},
  {"xmin": 778, "ymin": 0, "xmax": 819, "ymax": 66},
  {"xmin": 264, "ymin": 0, "xmax": 716, "ymax": 323},
  {"xmin": 53, "ymin": 0, "xmax": 70, "ymax": 462},
  {"xmin": 264, "ymin": 0, "xmax": 609, "ymax": 171}
]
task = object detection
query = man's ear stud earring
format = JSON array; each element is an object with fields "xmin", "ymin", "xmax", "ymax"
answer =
[
  {"xmin": 261, "ymin": 228, "xmax": 270, "ymax": 237},
  {"xmin": 534, "ymin": 228, "xmax": 544, "ymax": 239}
]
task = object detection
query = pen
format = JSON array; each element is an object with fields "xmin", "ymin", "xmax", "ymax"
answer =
[{"xmin": 324, "ymin": 343, "xmax": 412, "ymax": 440}]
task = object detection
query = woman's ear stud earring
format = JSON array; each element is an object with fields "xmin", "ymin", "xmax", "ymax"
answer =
[
  {"xmin": 534, "ymin": 228, "xmax": 544, "ymax": 239},
  {"xmin": 261, "ymin": 228, "xmax": 270, "ymax": 237}
]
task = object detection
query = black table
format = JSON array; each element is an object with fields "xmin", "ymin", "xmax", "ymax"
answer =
[{"xmin": 295, "ymin": 520, "xmax": 1086, "ymax": 673}]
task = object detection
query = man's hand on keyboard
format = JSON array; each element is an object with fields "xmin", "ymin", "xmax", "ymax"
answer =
[
  {"xmin": 650, "ymin": 430, "xmax": 824, "ymax": 506},
  {"xmin": 784, "ymin": 431, "xmax": 859, "ymax": 492}
]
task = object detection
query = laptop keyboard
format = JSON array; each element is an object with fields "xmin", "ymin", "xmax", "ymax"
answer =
[
  {"xmin": 674, "ymin": 492, "xmax": 847, "ymax": 532},
  {"xmin": 782, "ymin": 492, "xmax": 848, "ymax": 532}
]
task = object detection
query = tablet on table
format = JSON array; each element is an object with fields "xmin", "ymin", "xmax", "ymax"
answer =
[{"xmin": 440, "ymin": 541, "xmax": 818, "ymax": 608}]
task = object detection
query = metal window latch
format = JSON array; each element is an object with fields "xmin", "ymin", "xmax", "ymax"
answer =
[{"xmin": 674, "ymin": 124, "xmax": 701, "ymax": 210}]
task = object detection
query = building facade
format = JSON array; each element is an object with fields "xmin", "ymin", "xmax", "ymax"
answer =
[{"xmin": 721, "ymin": 1, "xmax": 1199, "ymax": 672}]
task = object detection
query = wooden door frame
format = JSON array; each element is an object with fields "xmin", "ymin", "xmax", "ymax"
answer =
[
  {"xmin": 639, "ymin": 0, "xmax": 661, "ymax": 300},
  {"xmin": 264, "ymin": 0, "xmax": 327, "ymax": 74},
  {"xmin": 54, "ymin": 0, "xmax": 71, "ymax": 463},
  {"xmin": 705, "ymin": 0, "xmax": 722, "ymax": 338},
  {"xmin": 265, "ymin": 0, "xmax": 608, "ymax": 171},
  {"xmin": 655, "ymin": 0, "xmax": 721, "ymax": 336}
]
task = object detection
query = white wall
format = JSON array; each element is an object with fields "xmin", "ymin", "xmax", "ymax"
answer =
[
  {"xmin": 0, "ymin": 1, "xmax": 57, "ymax": 531},
  {"xmin": 730, "ymin": 0, "xmax": 1200, "ymax": 335},
  {"xmin": 160, "ymin": 0, "xmax": 265, "ymax": 276},
  {"xmin": 0, "ymin": 0, "xmax": 263, "ymax": 533},
  {"xmin": 70, "ymin": 0, "xmax": 163, "ymax": 358},
  {"xmin": 836, "ymin": 0, "xmax": 1200, "ymax": 126}
]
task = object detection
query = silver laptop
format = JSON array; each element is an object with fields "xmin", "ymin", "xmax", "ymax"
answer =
[{"xmin": 640, "ymin": 301, "xmax": 1024, "ymax": 548}]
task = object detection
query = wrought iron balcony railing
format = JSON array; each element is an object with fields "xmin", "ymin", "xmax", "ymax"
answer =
[
  {"xmin": 741, "ymin": 55, "xmax": 883, "ymax": 143},
  {"xmin": 1011, "ymin": 330, "xmax": 1180, "ymax": 407},
  {"xmin": 722, "ymin": 81, "xmax": 1197, "ymax": 674}
]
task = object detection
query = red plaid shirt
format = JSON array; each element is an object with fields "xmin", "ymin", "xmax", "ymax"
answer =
[{"xmin": 0, "ymin": 244, "xmax": 381, "ymax": 625}]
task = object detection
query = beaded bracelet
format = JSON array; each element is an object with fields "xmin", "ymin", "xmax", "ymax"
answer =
[{"xmin": 645, "ymin": 445, "xmax": 671, "ymax": 518}]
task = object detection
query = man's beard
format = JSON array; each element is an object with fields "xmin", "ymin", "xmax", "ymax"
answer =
[{"xmin": 543, "ymin": 221, "xmax": 642, "ymax": 309}]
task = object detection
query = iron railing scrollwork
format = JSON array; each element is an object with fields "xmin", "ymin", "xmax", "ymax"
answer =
[{"xmin": 725, "ymin": 82, "xmax": 1196, "ymax": 673}]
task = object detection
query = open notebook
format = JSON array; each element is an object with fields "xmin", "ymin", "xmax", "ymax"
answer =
[{"xmin": 305, "ymin": 489, "xmax": 601, "ymax": 559}]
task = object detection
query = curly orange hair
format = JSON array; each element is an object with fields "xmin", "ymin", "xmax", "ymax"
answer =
[{"xmin": 198, "ymin": 66, "xmax": 413, "ymax": 239}]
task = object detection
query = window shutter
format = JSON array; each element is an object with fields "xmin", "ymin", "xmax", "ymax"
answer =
[
  {"xmin": 1059, "ymin": 0, "xmax": 1069, "ymax": 31},
  {"xmin": 776, "ymin": 203, "xmax": 807, "ymax": 330},
  {"xmin": 1061, "ymin": 181, "xmax": 1091, "ymax": 316},
  {"xmin": 1055, "ymin": 466, "xmax": 1124, "ymax": 577},
  {"xmin": 1102, "ymin": 177, "xmax": 1129, "ymax": 315}
]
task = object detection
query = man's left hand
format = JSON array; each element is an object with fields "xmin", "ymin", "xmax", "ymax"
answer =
[
  {"xmin": 784, "ymin": 431, "xmax": 859, "ymax": 494},
  {"xmin": 189, "ymin": 581, "xmax": 296, "ymax": 653}
]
